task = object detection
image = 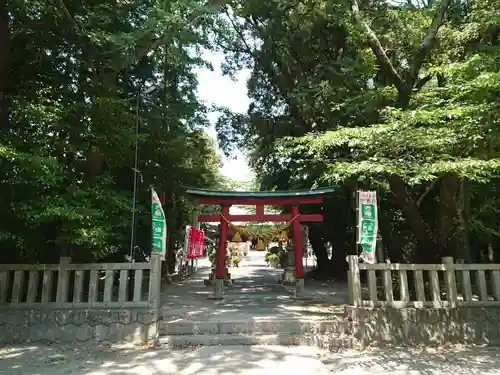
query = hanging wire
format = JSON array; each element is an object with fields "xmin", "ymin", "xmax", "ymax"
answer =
[{"xmin": 129, "ymin": 91, "xmax": 141, "ymax": 262}]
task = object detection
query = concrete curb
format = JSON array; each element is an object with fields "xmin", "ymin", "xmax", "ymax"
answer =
[
  {"xmin": 160, "ymin": 318, "xmax": 349, "ymax": 335},
  {"xmin": 158, "ymin": 333, "xmax": 356, "ymax": 349}
]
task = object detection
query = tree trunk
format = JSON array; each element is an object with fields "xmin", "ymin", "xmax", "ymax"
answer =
[
  {"xmin": 389, "ymin": 175, "xmax": 435, "ymax": 262},
  {"xmin": 308, "ymin": 224, "xmax": 329, "ymax": 268},
  {"xmin": 166, "ymin": 235, "xmax": 177, "ymax": 274},
  {"xmin": 437, "ymin": 174, "xmax": 459, "ymax": 257},
  {"xmin": 378, "ymin": 204, "xmax": 402, "ymax": 262},
  {"xmin": 0, "ymin": 0, "xmax": 8, "ymax": 132}
]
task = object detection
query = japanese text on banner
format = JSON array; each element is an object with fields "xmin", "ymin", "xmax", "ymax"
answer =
[
  {"xmin": 151, "ymin": 188, "xmax": 167, "ymax": 259},
  {"xmin": 187, "ymin": 227, "xmax": 205, "ymax": 259},
  {"xmin": 358, "ymin": 190, "xmax": 378, "ymax": 264}
]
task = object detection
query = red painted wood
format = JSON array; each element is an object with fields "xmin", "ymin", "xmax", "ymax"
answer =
[
  {"xmin": 216, "ymin": 206, "xmax": 230, "ymax": 279},
  {"xmin": 197, "ymin": 213, "xmax": 323, "ymax": 223},
  {"xmin": 256, "ymin": 205, "xmax": 264, "ymax": 215},
  {"xmin": 195, "ymin": 196, "xmax": 323, "ymax": 205},
  {"xmin": 291, "ymin": 206, "xmax": 305, "ymax": 278}
]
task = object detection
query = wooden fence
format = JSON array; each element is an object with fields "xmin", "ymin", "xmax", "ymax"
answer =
[
  {"xmin": 347, "ymin": 255, "xmax": 500, "ymax": 308},
  {"xmin": 0, "ymin": 256, "xmax": 162, "ymax": 309}
]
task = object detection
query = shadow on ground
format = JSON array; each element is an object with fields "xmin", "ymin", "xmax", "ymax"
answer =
[
  {"xmin": 2, "ymin": 343, "xmax": 500, "ymax": 375},
  {"xmin": 0, "ymin": 343, "xmax": 328, "ymax": 375},
  {"xmin": 321, "ymin": 346, "xmax": 500, "ymax": 375}
]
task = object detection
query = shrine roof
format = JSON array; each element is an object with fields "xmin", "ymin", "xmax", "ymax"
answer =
[
  {"xmin": 186, "ymin": 187, "xmax": 335, "ymax": 198},
  {"xmin": 184, "ymin": 186, "xmax": 335, "ymax": 200}
]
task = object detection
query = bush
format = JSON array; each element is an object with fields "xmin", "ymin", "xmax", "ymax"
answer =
[
  {"xmin": 267, "ymin": 253, "xmax": 280, "ymax": 266},
  {"xmin": 232, "ymin": 256, "xmax": 241, "ymax": 267}
]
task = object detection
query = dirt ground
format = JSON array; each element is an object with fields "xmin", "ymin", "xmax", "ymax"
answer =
[{"xmin": 1, "ymin": 343, "xmax": 500, "ymax": 375}]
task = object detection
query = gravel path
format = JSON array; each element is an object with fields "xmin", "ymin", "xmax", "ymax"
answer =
[{"xmin": 1, "ymin": 344, "xmax": 500, "ymax": 375}]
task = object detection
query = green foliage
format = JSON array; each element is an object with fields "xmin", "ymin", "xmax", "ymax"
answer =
[
  {"xmin": 3, "ymin": 0, "xmax": 500, "ymax": 270},
  {"xmin": 266, "ymin": 253, "xmax": 280, "ymax": 265},
  {"xmin": 213, "ymin": 0, "xmax": 500, "ymax": 269},
  {"xmin": 0, "ymin": 0, "xmax": 225, "ymax": 263}
]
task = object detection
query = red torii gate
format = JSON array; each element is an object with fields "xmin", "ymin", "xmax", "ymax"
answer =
[{"xmin": 185, "ymin": 187, "xmax": 333, "ymax": 298}]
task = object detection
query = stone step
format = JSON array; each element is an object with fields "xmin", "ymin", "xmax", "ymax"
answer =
[
  {"xmin": 159, "ymin": 318, "xmax": 349, "ymax": 336},
  {"xmin": 158, "ymin": 333, "xmax": 355, "ymax": 349}
]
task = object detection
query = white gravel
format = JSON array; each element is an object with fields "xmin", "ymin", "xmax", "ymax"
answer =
[{"xmin": 1, "ymin": 344, "xmax": 500, "ymax": 375}]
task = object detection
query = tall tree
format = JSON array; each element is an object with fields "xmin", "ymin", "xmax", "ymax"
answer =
[
  {"xmin": 0, "ymin": 0, "xmax": 225, "ymax": 266},
  {"xmin": 214, "ymin": 0, "xmax": 500, "ymax": 275}
]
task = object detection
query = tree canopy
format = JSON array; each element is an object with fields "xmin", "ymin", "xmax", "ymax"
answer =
[
  {"xmin": 214, "ymin": 0, "xmax": 500, "ymax": 276},
  {"xmin": 0, "ymin": 0, "xmax": 227, "ymax": 269},
  {"xmin": 1, "ymin": 0, "xmax": 499, "ymax": 275}
]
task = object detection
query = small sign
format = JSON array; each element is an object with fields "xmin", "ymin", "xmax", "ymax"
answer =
[
  {"xmin": 151, "ymin": 189, "xmax": 167, "ymax": 259},
  {"xmin": 358, "ymin": 190, "xmax": 378, "ymax": 264}
]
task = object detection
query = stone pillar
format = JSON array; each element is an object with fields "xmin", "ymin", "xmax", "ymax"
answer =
[
  {"xmin": 281, "ymin": 243, "xmax": 296, "ymax": 285},
  {"xmin": 148, "ymin": 254, "xmax": 163, "ymax": 344},
  {"xmin": 59, "ymin": 256, "xmax": 71, "ymax": 264},
  {"xmin": 347, "ymin": 255, "xmax": 361, "ymax": 306},
  {"xmin": 213, "ymin": 278, "xmax": 224, "ymax": 299}
]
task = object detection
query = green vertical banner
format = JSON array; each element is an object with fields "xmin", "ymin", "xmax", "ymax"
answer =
[
  {"xmin": 151, "ymin": 188, "xmax": 167, "ymax": 259},
  {"xmin": 357, "ymin": 190, "xmax": 378, "ymax": 264}
]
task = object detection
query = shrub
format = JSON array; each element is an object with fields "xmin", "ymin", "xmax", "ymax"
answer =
[{"xmin": 267, "ymin": 253, "xmax": 280, "ymax": 266}]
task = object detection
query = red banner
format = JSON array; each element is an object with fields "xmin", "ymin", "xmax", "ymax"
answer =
[{"xmin": 187, "ymin": 227, "xmax": 205, "ymax": 259}]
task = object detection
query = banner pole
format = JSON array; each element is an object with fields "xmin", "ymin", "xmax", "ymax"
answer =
[
  {"xmin": 195, "ymin": 222, "xmax": 201, "ymax": 271},
  {"xmin": 355, "ymin": 189, "xmax": 360, "ymax": 256},
  {"xmin": 182, "ymin": 225, "xmax": 191, "ymax": 275}
]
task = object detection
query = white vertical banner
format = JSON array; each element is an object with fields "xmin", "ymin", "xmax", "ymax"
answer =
[
  {"xmin": 357, "ymin": 190, "xmax": 378, "ymax": 264},
  {"xmin": 151, "ymin": 188, "xmax": 167, "ymax": 259}
]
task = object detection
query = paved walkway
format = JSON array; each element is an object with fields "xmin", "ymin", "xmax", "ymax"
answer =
[{"xmin": 160, "ymin": 251, "xmax": 344, "ymax": 323}]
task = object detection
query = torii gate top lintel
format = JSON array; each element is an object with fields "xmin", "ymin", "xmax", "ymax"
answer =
[{"xmin": 185, "ymin": 186, "xmax": 335, "ymax": 223}]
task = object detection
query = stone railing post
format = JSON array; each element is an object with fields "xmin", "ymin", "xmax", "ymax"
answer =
[
  {"xmin": 149, "ymin": 254, "xmax": 162, "ymax": 307},
  {"xmin": 348, "ymin": 255, "xmax": 362, "ymax": 307},
  {"xmin": 442, "ymin": 257, "xmax": 458, "ymax": 308},
  {"xmin": 149, "ymin": 254, "xmax": 163, "ymax": 344},
  {"xmin": 56, "ymin": 256, "xmax": 71, "ymax": 304}
]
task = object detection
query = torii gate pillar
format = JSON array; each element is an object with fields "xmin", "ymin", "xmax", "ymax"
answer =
[
  {"xmin": 291, "ymin": 205, "xmax": 306, "ymax": 297},
  {"xmin": 213, "ymin": 205, "xmax": 229, "ymax": 299}
]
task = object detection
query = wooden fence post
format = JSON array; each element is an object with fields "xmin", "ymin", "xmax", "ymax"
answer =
[
  {"xmin": 149, "ymin": 254, "xmax": 163, "ymax": 344},
  {"xmin": 455, "ymin": 258, "xmax": 464, "ymax": 297},
  {"xmin": 56, "ymin": 256, "xmax": 71, "ymax": 303},
  {"xmin": 348, "ymin": 255, "xmax": 362, "ymax": 307},
  {"xmin": 442, "ymin": 257, "xmax": 458, "ymax": 308},
  {"xmin": 149, "ymin": 254, "xmax": 162, "ymax": 307}
]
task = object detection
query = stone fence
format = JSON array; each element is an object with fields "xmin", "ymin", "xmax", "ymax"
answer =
[
  {"xmin": 347, "ymin": 255, "xmax": 500, "ymax": 346},
  {"xmin": 0, "ymin": 256, "xmax": 162, "ymax": 344}
]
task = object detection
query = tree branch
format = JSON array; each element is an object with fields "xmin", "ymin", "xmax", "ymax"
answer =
[
  {"xmin": 224, "ymin": 8, "xmax": 254, "ymax": 56},
  {"xmin": 56, "ymin": 0, "xmax": 78, "ymax": 28},
  {"xmin": 414, "ymin": 73, "xmax": 433, "ymax": 92},
  {"xmin": 132, "ymin": 0, "xmax": 233, "ymax": 69},
  {"xmin": 351, "ymin": 0, "xmax": 404, "ymax": 92},
  {"xmin": 407, "ymin": 0, "xmax": 453, "ymax": 83},
  {"xmin": 416, "ymin": 177, "xmax": 439, "ymax": 208}
]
